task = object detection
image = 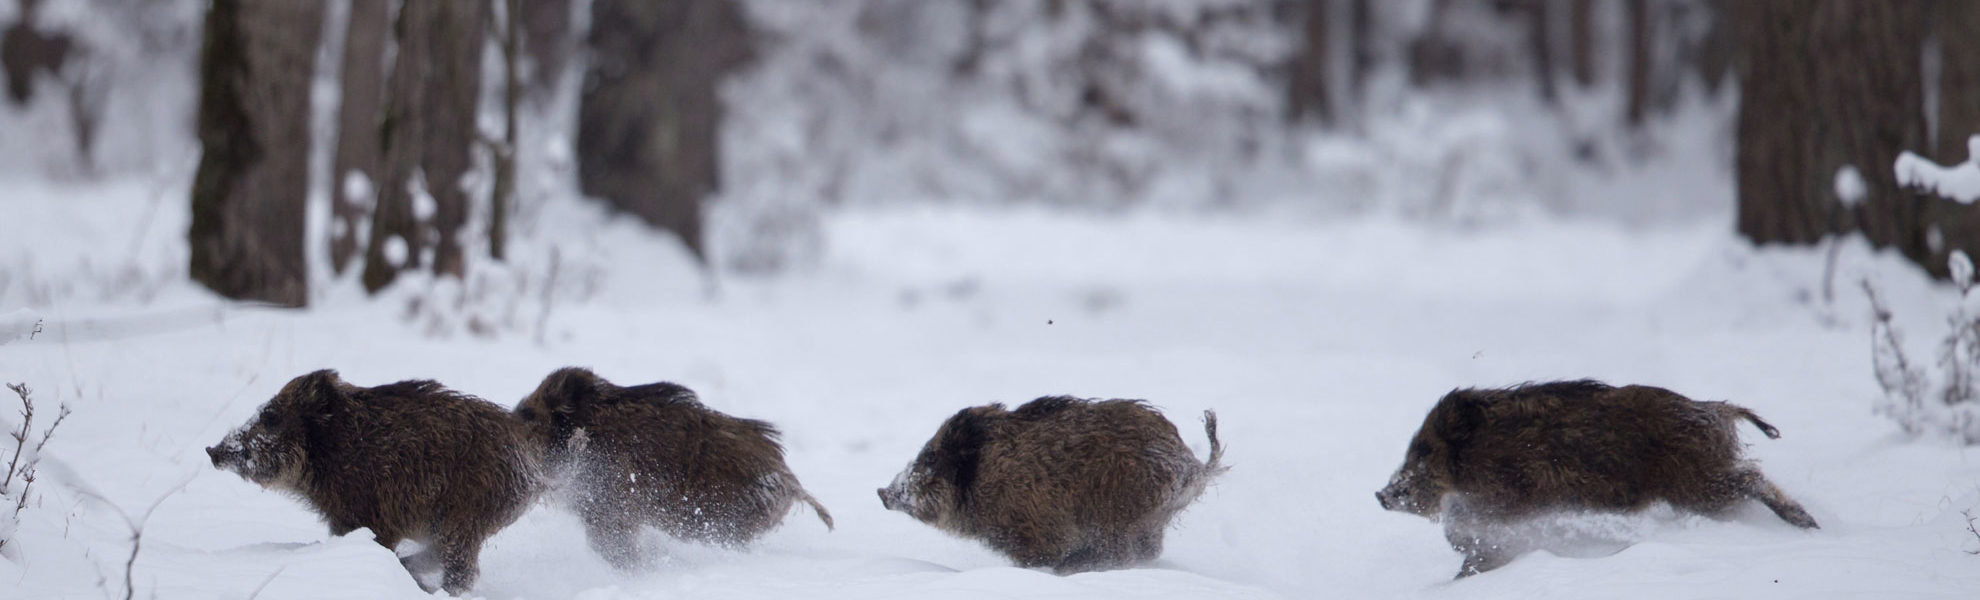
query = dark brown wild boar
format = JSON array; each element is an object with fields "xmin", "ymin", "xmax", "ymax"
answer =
[
  {"xmin": 878, "ymin": 396, "xmax": 1227, "ymax": 574},
  {"xmin": 206, "ymin": 370, "xmax": 542, "ymax": 595},
  {"xmin": 1376, "ymin": 380, "xmax": 1819, "ymax": 577},
  {"xmin": 513, "ymin": 367, "xmax": 832, "ymax": 568}
]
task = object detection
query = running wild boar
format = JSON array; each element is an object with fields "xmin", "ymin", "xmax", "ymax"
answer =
[
  {"xmin": 878, "ymin": 396, "xmax": 1228, "ymax": 573},
  {"xmin": 206, "ymin": 370, "xmax": 542, "ymax": 595},
  {"xmin": 1376, "ymin": 380, "xmax": 1819, "ymax": 576},
  {"xmin": 513, "ymin": 367, "xmax": 832, "ymax": 569}
]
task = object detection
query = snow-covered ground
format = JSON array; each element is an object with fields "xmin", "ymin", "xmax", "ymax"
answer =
[{"xmin": 3, "ymin": 176, "xmax": 1979, "ymax": 600}]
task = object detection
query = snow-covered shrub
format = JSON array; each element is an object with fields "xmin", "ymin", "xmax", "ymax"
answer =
[
  {"xmin": 1864, "ymin": 252, "xmax": 1980, "ymax": 444},
  {"xmin": 1, "ymin": 382, "xmax": 70, "ymax": 563},
  {"xmin": 726, "ymin": 0, "xmax": 1294, "ymax": 211}
]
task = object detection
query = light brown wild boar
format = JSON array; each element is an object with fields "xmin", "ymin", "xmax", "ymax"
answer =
[
  {"xmin": 878, "ymin": 396, "xmax": 1227, "ymax": 574},
  {"xmin": 1376, "ymin": 380, "xmax": 1819, "ymax": 577},
  {"xmin": 513, "ymin": 367, "xmax": 832, "ymax": 568},
  {"xmin": 206, "ymin": 370, "xmax": 542, "ymax": 595}
]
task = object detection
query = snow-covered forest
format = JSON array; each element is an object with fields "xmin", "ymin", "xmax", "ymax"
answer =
[{"xmin": 3, "ymin": 0, "xmax": 1979, "ymax": 598}]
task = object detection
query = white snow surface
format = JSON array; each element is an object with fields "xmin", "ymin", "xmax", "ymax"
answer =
[{"xmin": 4, "ymin": 179, "xmax": 1980, "ymax": 600}]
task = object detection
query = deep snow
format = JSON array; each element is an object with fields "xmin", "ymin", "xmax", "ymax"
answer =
[{"xmin": 2, "ymin": 177, "xmax": 1980, "ymax": 600}]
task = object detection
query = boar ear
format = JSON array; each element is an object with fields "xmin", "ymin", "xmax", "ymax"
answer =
[
  {"xmin": 931, "ymin": 407, "xmax": 994, "ymax": 494},
  {"xmin": 1435, "ymin": 391, "xmax": 1486, "ymax": 445},
  {"xmin": 297, "ymin": 370, "xmax": 348, "ymax": 426},
  {"xmin": 544, "ymin": 368, "xmax": 603, "ymax": 424}
]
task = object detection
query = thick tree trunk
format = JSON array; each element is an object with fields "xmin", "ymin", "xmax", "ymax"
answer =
[
  {"xmin": 362, "ymin": 0, "xmax": 485, "ymax": 292},
  {"xmin": 363, "ymin": 0, "xmax": 433, "ymax": 293},
  {"xmin": 424, "ymin": 1, "xmax": 487, "ymax": 279},
  {"xmin": 1735, "ymin": 1, "xmax": 1950, "ymax": 277},
  {"xmin": 492, "ymin": 0, "xmax": 522, "ymax": 262},
  {"xmin": 188, "ymin": 0, "xmax": 322, "ymax": 307},
  {"xmin": 577, "ymin": 0, "xmax": 752, "ymax": 264},
  {"xmin": 329, "ymin": 0, "xmax": 387, "ymax": 275},
  {"xmin": 1938, "ymin": 1, "xmax": 1980, "ymax": 164},
  {"xmin": 1286, "ymin": 0, "xmax": 1331, "ymax": 124}
]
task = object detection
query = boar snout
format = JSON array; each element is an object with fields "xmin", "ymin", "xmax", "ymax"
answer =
[
  {"xmin": 205, "ymin": 444, "xmax": 228, "ymax": 467},
  {"xmin": 877, "ymin": 487, "xmax": 902, "ymax": 512}
]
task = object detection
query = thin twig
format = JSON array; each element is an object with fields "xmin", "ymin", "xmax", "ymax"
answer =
[
  {"xmin": 71, "ymin": 475, "xmax": 195, "ymax": 600},
  {"xmin": 1964, "ymin": 509, "xmax": 1980, "ymax": 556},
  {"xmin": 244, "ymin": 565, "xmax": 287, "ymax": 600},
  {"xmin": 5, "ymin": 383, "xmax": 33, "ymax": 488}
]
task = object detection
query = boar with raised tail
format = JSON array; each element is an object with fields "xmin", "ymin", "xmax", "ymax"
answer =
[
  {"xmin": 205, "ymin": 370, "xmax": 542, "ymax": 595},
  {"xmin": 1376, "ymin": 380, "xmax": 1819, "ymax": 577},
  {"xmin": 878, "ymin": 396, "xmax": 1227, "ymax": 574},
  {"xmin": 513, "ymin": 367, "xmax": 832, "ymax": 569}
]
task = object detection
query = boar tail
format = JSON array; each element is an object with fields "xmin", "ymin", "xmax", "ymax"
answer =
[
  {"xmin": 1201, "ymin": 410, "xmax": 1229, "ymax": 476},
  {"xmin": 800, "ymin": 489, "xmax": 835, "ymax": 530},
  {"xmin": 1727, "ymin": 404, "xmax": 1782, "ymax": 439}
]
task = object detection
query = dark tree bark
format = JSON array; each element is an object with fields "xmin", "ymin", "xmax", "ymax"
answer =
[
  {"xmin": 577, "ymin": 0, "xmax": 752, "ymax": 264},
  {"xmin": 522, "ymin": 0, "xmax": 571, "ymax": 103},
  {"xmin": 1735, "ymin": 2, "xmax": 1955, "ymax": 277},
  {"xmin": 1569, "ymin": 0, "xmax": 1594, "ymax": 87},
  {"xmin": 424, "ymin": 1, "xmax": 488, "ymax": 279},
  {"xmin": 363, "ymin": 0, "xmax": 433, "ymax": 293},
  {"xmin": 1, "ymin": 0, "xmax": 71, "ymax": 106},
  {"xmin": 1349, "ymin": 0, "xmax": 1372, "ymax": 103},
  {"xmin": 1625, "ymin": 0, "xmax": 1650, "ymax": 128},
  {"xmin": 329, "ymin": 0, "xmax": 388, "ymax": 275},
  {"xmin": 1938, "ymin": 1, "xmax": 1980, "ymax": 164},
  {"xmin": 492, "ymin": 0, "xmax": 522, "ymax": 262},
  {"xmin": 1286, "ymin": 0, "xmax": 1331, "ymax": 124},
  {"xmin": 362, "ymin": 0, "xmax": 485, "ymax": 293},
  {"xmin": 1526, "ymin": 0, "xmax": 1556, "ymax": 104},
  {"xmin": 188, "ymin": 0, "xmax": 322, "ymax": 307}
]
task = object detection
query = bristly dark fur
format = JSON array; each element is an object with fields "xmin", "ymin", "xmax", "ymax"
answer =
[
  {"xmin": 513, "ymin": 367, "xmax": 832, "ymax": 569},
  {"xmin": 207, "ymin": 370, "xmax": 543, "ymax": 595},
  {"xmin": 1377, "ymin": 380, "xmax": 1819, "ymax": 578},
  {"xmin": 879, "ymin": 396, "xmax": 1227, "ymax": 574}
]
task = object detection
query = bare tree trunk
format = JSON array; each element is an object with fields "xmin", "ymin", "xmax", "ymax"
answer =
[
  {"xmin": 188, "ymin": 0, "xmax": 322, "ymax": 307},
  {"xmin": 363, "ymin": 0, "xmax": 433, "ymax": 293},
  {"xmin": 329, "ymin": 0, "xmax": 387, "ymax": 275},
  {"xmin": 362, "ymin": 0, "xmax": 485, "ymax": 292},
  {"xmin": 1939, "ymin": 1, "xmax": 1980, "ymax": 163},
  {"xmin": 1625, "ymin": 0, "xmax": 1650, "ymax": 127},
  {"xmin": 1286, "ymin": 0, "xmax": 1331, "ymax": 124},
  {"xmin": 1570, "ymin": 0, "xmax": 1594, "ymax": 87},
  {"xmin": 577, "ymin": 0, "xmax": 752, "ymax": 265},
  {"xmin": 522, "ymin": 0, "xmax": 571, "ymax": 103},
  {"xmin": 1527, "ymin": 0, "xmax": 1556, "ymax": 104},
  {"xmin": 1735, "ymin": 1, "xmax": 1951, "ymax": 277},
  {"xmin": 425, "ymin": 1, "xmax": 488, "ymax": 279},
  {"xmin": 1349, "ymin": 0, "xmax": 1372, "ymax": 103},
  {"xmin": 491, "ymin": 0, "xmax": 521, "ymax": 262}
]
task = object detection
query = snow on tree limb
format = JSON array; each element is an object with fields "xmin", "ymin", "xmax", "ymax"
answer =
[{"xmin": 1895, "ymin": 135, "xmax": 1980, "ymax": 203}]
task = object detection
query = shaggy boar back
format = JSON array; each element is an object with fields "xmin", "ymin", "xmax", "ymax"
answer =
[
  {"xmin": 1376, "ymin": 380, "xmax": 1818, "ymax": 576},
  {"xmin": 205, "ymin": 370, "xmax": 541, "ymax": 595},
  {"xmin": 513, "ymin": 367, "xmax": 832, "ymax": 569},
  {"xmin": 878, "ymin": 396, "xmax": 1227, "ymax": 574}
]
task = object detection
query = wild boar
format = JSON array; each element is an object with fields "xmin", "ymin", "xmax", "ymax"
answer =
[
  {"xmin": 877, "ymin": 396, "xmax": 1227, "ymax": 574},
  {"xmin": 1376, "ymin": 380, "xmax": 1819, "ymax": 576},
  {"xmin": 206, "ymin": 370, "xmax": 542, "ymax": 595},
  {"xmin": 512, "ymin": 367, "xmax": 832, "ymax": 569}
]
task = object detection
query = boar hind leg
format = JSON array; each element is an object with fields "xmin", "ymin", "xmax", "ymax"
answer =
[
  {"xmin": 583, "ymin": 511, "xmax": 646, "ymax": 570},
  {"xmin": 1739, "ymin": 471, "xmax": 1819, "ymax": 529},
  {"xmin": 437, "ymin": 533, "xmax": 485, "ymax": 596}
]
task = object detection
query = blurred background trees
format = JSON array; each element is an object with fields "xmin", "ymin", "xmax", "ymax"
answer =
[{"xmin": 1, "ymin": 0, "xmax": 1976, "ymax": 304}]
